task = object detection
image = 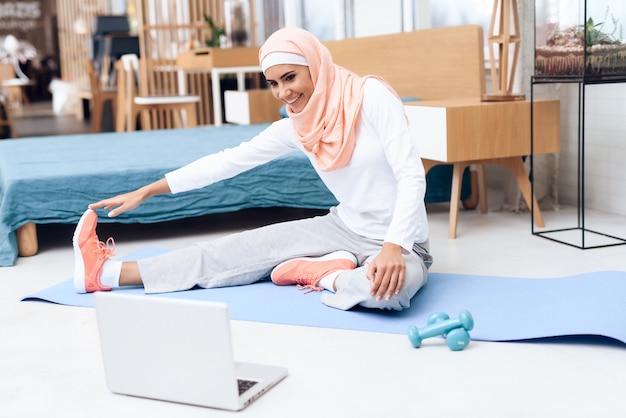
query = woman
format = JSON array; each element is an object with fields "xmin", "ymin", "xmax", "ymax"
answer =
[{"xmin": 73, "ymin": 27, "xmax": 432, "ymax": 311}]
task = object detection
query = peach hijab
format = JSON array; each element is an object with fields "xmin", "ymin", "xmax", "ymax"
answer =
[{"xmin": 259, "ymin": 27, "xmax": 398, "ymax": 171}]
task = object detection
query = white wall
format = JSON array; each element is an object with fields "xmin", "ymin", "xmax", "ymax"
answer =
[{"xmin": 556, "ymin": 83, "xmax": 626, "ymax": 215}]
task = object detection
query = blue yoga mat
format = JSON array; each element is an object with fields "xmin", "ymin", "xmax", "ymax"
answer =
[{"xmin": 22, "ymin": 247, "xmax": 626, "ymax": 345}]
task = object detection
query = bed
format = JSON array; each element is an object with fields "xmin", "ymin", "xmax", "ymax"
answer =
[{"xmin": 0, "ymin": 125, "xmax": 340, "ymax": 266}]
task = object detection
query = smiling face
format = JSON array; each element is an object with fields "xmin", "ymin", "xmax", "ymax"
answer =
[{"xmin": 264, "ymin": 64, "xmax": 314, "ymax": 114}]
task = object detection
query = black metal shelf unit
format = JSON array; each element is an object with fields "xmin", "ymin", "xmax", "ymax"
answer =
[{"xmin": 530, "ymin": 75, "xmax": 626, "ymax": 249}]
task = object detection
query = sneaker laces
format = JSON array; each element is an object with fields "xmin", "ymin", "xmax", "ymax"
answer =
[
  {"xmin": 296, "ymin": 277, "xmax": 324, "ymax": 294},
  {"xmin": 94, "ymin": 237, "xmax": 116, "ymax": 259}
]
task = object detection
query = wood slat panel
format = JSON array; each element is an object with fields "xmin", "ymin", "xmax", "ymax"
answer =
[{"xmin": 56, "ymin": 0, "xmax": 109, "ymax": 94}]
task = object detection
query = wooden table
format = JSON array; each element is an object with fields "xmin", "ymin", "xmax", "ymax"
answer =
[
  {"xmin": 404, "ymin": 98, "xmax": 560, "ymax": 238},
  {"xmin": 176, "ymin": 47, "xmax": 261, "ymax": 126}
]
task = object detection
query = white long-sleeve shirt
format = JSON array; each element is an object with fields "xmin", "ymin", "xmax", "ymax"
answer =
[{"xmin": 166, "ymin": 78, "xmax": 429, "ymax": 251}]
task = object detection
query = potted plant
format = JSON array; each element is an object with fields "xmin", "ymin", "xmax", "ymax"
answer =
[
  {"xmin": 204, "ymin": 14, "xmax": 225, "ymax": 48},
  {"xmin": 535, "ymin": 6, "xmax": 626, "ymax": 79}
]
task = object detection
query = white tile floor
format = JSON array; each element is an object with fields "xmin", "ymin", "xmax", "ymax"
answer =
[{"xmin": 2, "ymin": 197, "xmax": 626, "ymax": 417}]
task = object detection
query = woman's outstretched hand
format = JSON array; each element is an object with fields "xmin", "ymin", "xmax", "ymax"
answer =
[
  {"xmin": 88, "ymin": 178, "xmax": 171, "ymax": 218},
  {"xmin": 89, "ymin": 189, "xmax": 147, "ymax": 218},
  {"xmin": 366, "ymin": 242, "xmax": 405, "ymax": 301}
]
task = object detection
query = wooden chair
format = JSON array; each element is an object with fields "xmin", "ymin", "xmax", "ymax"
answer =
[
  {"xmin": 0, "ymin": 94, "xmax": 16, "ymax": 138},
  {"xmin": 0, "ymin": 63, "xmax": 32, "ymax": 111},
  {"xmin": 85, "ymin": 60, "xmax": 117, "ymax": 133},
  {"xmin": 115, "ymin": 54, "xmax": 199, "ymax": 132}
]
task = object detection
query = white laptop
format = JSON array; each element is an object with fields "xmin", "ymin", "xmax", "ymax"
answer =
[{"xmin": 94, "ymin": 292, "xmax": 287, "ymax": 411}]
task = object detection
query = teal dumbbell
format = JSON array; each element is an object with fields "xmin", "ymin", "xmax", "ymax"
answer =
[
  {"xmin": 427, "ymin": 311, "xmax": 450, "ymax": 326},
  {"xmin": 426, "ymin": 311, "xmax": 470, "ymax": 350},
  {"xmin": 407, "ymin": 309, "xmax": 474, "ymax": 351}
]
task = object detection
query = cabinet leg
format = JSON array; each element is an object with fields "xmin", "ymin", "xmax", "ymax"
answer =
[
  {"xmin": 493, "ymin": 157, "xmax": 545, "ymax": 228},
  {"xmin": 448, "ymin": 163, "xmax": 470, "ymax": 239}
]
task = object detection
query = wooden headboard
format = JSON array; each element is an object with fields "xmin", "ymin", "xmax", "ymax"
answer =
[{"xmin": 323, "ymin": 25, "xmax": 486, "ymax": 100}]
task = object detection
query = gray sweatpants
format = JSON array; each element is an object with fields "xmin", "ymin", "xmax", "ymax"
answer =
[{"xmin": 137, "ymin": 208, "xmax": 432, "ymax": 311}]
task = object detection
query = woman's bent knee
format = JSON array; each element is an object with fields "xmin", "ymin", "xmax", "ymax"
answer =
[{"xmin": 321, "ymin": 263, "xmax": 427, "ymax": 311}]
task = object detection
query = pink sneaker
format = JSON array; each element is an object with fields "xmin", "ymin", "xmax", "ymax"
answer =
[
  {"xmin": 270, "ymin": 251, "xmax": 357, "ymax": 293},
  {"xmin": 72, "ymin": 209, "xmax": 115, "ymax": 293}
]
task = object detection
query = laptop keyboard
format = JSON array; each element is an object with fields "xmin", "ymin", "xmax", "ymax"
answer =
[{"xmin": 237, "ymin": 378, "xmax": 258, "ymax": 395}]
